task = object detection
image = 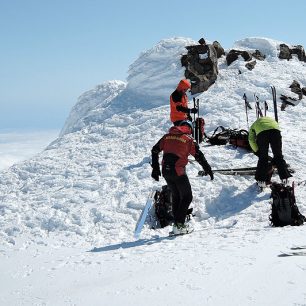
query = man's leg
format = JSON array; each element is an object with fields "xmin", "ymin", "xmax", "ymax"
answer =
[
  {"xmin": 164, "ymin": 176, "xmax": 180, "ymax": 223},
  {"xmin": 174, "ymin": 175, "xmax": 193, "ymax": 224},
  {"xmin": 255, "ymin": 131, "xmax": 270, "ymax": 182},
  {"xmin": 269, "ymin": 130, "xmax": 292, "ymax": 180}
]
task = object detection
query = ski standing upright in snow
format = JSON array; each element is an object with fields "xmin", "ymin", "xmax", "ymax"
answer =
[
  {"xmin": 243, "ymin": 93, "xmax": 252, "ymax": 129},
  {"xmin": 271, "ymin": 86, "xmax": 279, "ymax": 122},
  {"xmin": 134, "ymin": 189, "xmax": 156, "ymax": 239}
]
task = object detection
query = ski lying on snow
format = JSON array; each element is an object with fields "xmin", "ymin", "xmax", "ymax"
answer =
[
  {"xmin": 198, "ymin": 168, "xmax": 257, "ymax": 176},
  {"xmin": 134, "ymin": 189, "xmax": 155, "ymax": 239},
  {"xmin": 214, "ymin": 166, "xmax": 257, "ymax": 172},
  {"xmin": 198, "ymin": 166, "xmax": 294, "ymax": 177},
  {"xmin": 279, "ymin": 251, "xmax": 306, "ymax": 257},
  {"xmin": 291, "ymin": 246, "xmax": 306, "ymax": 250}
]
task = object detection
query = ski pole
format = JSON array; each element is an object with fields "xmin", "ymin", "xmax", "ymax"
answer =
[
  {"xmin": 196, "ymin": 98, "xmax": 200, "ymax": 144},
  {"xmin": 193, "ymin": 97, "xmax": 196, "ymax": 122},
  {"xmin": 271, "ymin": 86, "xmax": 278, "ymax": 122},
  {"xmin": 192, "ymin": 97, "xmax": 196, "ymax": 139},
  {"xmin": 243, "ymin": 93, "xmax": 250, "ymax": 129},
  {"xmin": 264, "ymin": 101, "xmax": 268, "ymax": 116},
  {"xmin": 254, "ymin": 93, "xmax": 263, "ymax": 118}
]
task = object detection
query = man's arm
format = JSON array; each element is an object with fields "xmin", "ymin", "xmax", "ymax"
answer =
[
  {"xmin": 151, "ymin": 140, "xmax": 162, "ymax": 168},
  {"xmin": 172, "ymin": 90, "xmax": 189, "ymax": 112},
  {"xmin": 192, "ymin": 142, "xmax": 214, "ymax": 180},
  {"xmin": 151, "ymin": 139, "xmax": 163, "ymax": 181}
]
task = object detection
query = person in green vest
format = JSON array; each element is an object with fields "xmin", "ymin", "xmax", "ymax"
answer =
[{"xmin": 248, "ymin": 116, "xmax": 292, "ymax": 187}]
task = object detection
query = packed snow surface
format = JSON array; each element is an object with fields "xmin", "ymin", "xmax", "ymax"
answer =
[{"xmin": 1, "ymin": 37, "xmax": 306, "ymax": 305}]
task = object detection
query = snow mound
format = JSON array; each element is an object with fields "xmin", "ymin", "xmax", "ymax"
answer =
[
  {"xmin": 60, "ymin": 80, "xmax": 126, "ymax": 136},
  {"xmin": 233, "ymin": 37, "xmax": 284, "ymax": 58},
  {"xmin": 127, "ymin": 37, "xmax": 196, "ymax": 96}
]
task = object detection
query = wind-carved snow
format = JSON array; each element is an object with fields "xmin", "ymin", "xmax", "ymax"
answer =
[
  {"xmin": 60, "ymin": 80, "xmax": 127, "ymax": 136},
  {"xmin": 61, "ymin": 37, "xmax": 197, "ymax": 137},
  {"xmin": 233, "ymin": 37, "xmax": 284, "ymax": 58},
  {"xmin": 1, "ymin": 36, "xmax": 306, "ymax": 306},
  {"xmin": 126, "ymin": 37, "xmax": 196, "ymax": 97}
]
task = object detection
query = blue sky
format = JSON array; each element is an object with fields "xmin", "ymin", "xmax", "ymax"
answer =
[{"xmin": 1, "ymin": 0, "xmax": 306, "ymax": 130}]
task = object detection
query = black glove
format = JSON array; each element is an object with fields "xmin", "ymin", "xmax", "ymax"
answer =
[
  {"xmin": 201, "ymin": 167, "xmax": 214, "ymax": 180},
  {"xmin": 190, "ymin": 108, "xmax": 198, "ymax": 114},
  {"xmin": 187, "ymin": 114, "xmax": 192, "ymax": 121},
  {"xmin": 206, "ymin": 168, "xmax": 214, "ymax": 180},
  {"xmin": 151, "ymin": 167, "xmax": 161, "ymax": 181}
]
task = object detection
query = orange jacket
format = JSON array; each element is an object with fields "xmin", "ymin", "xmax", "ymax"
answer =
[{"xmin": 170, "ymin": 80, "xmax": 191, "ymax": 123}]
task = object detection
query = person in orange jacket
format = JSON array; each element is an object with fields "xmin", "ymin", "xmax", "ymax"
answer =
[{"xmin": 170, "ymin": 79, "xmax": 198, "ymax": 126}]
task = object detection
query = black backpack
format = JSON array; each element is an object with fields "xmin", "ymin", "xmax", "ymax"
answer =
[
  {"xmin": 154, "ymin": 185, "xmax": 174, "ymax": 228},
  {"xmin": 153, "ymin": 185, "xmax": 193, "ymax": 228},
  {"xmin": 270, "ymin": 182, "xmax": 305, "ymax": 227},
  {"xmin": 206, "ymin": 126, "xmax": 231, "ymax": 145}
]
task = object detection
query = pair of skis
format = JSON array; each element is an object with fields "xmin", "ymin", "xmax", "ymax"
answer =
[
  {"xmin": 198, "ymin": 166, "xmax": 295, "ymax": 177},
  {"xmin": 243, "ymin": 86, "xmax": 278, "ymax": 125}
]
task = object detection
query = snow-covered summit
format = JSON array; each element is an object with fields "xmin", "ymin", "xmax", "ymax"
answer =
[
  {"xmin": 61, "ymin": 37, "xmax": 306, "ymax": 138},
  {"xmin": 61, "ymin": 37, "xmax": 197, "ymax": 136},
  {"xmin": 1, "ymin": 36, "xmax": 306, "ymax": 305}
]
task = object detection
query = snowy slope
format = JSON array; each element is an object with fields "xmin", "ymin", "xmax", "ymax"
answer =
[{"xmin": 1, "ymin": 37, "xmax": 306, "ymax": 305}]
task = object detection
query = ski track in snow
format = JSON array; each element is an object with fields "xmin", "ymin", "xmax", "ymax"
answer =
[{"xmin": 1, "ymin": 37, "xmax": 306, "ymax": 305}]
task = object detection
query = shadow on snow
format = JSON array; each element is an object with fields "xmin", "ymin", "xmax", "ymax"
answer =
[
  {"xmin": 205, "ymin": 184, "xmax": 262, "ymax": 220},
  {"xmin": 89, "ymin": 235, "xmax": 176, "ymax": 253}
]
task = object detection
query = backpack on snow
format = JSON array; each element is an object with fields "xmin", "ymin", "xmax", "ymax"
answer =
[
  {"xmin": 206, "ymin": 126, "xmax": 231, "ymax": 145},
  {"xmin": 153, "ymin": 185, "xmax": 193, "ymax": 228},
  {"xmin": 194, "ymin": 117, "xmax": 205, "ymax": 144},
  {"xmin": 229, "ymin": 129, "xmax": 252, "ymax": 151},
  {"xmin": 206, "ymin": 126, "xmax": 252, "ymax": 151},
  {"xmin": 154, "ymin": 185, "xmax": 174, "ymax": 228},
  {"xmin": 269, "ymin": 182, "xmax": 305, "ymax": 227}
]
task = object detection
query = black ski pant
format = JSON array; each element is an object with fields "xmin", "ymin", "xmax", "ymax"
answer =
[
  {"xmin": 255, "ymin": 129, "xmax": 291, "ymax": 181},
  {"xmin": 163, "ymin": 174, "xmax": 193, "ymax": 225}
]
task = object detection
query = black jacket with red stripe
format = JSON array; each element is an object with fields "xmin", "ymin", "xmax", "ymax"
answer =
[{"xmin": 151, "ymin": 125, "xmax": 211, "ymax": 176}]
